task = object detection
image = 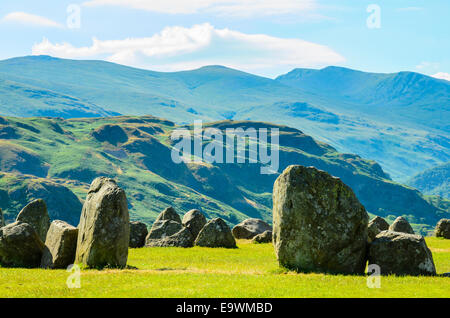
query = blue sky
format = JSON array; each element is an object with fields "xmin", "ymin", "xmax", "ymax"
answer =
[{"xmin": 0, "ymin": 0, "xmax": 449, "ymax": 79}]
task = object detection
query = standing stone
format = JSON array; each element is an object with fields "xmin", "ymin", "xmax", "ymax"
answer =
[
  {"xmin": 389, "ymin": 216, "xmax": 415, "ymax": 234},
  {"xmin": 75, "ymin": 177, "xmax": 129, "ymax": 268},
  {"xmin": 182, "ymin": 209, "xmax": 207, "ymax": 239},
  {"xmin": 0, "ymin": 208, "xmax": 5, "ymax": 227},
  {"xmin": 16, "ymin": 199, "xmax": 50, "ymax": 242},
  {"xmin": 367, "ymin": 222, "xmax": 381, "ymax": 243},
  {"xmin": 0, "ymin": 222, "xmax": 45, "ymax": 268},
  {"xmin": 146, "ymin": 227, "xmax": 194, "ymax": 248},
  {"xmin": 273, "ymin": 165, "xmax": 369, "ymax": 274},
  {"xmin": 369, "ymin": 216, "xmax": 389, "ymax": 231},
  {"xmin": 41, "ymin": 220, "xmax": 78, "ymax": 269},
  {"xmin": 129, "ymin": 221, "xmax": 148, "ymax": 248},
  {"xmin": 195, "ymin": 218, "xmax": 236, "ymax": 248},
  {"xmin": 232, "ymin": 218, "xmax": 272, "ymax": 239},
  {"xmin": 435, "ymin": 219, "xmax": 450, "ymax": 239},
  {"xmin": 145, "ymin": 220, "xmax": 182, "ymax": 244},
  {"xmin": 252, "ymin": 230, "xmax": 272, "ymax": 244},
  {"xmin": 155, "ymin": 206, "xmax": 181, "ymax": 223},
  {"xmin": 368, "ymin": 231, "xmax": 436, "ymax": 276}
]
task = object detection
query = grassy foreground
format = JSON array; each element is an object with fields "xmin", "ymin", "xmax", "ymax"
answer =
[{"xmin": 1, "ymin": 238, "xmax": 449, "ymax": 298}]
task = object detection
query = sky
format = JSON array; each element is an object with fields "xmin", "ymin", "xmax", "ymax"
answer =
[{"xmin": 0, "ymin": 0, "xmax": 449, "ymax": 79}]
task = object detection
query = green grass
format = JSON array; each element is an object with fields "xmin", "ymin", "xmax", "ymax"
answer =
[{"xmin": 1, "ymin": 238, "xmax": 449, "ymax": 298}]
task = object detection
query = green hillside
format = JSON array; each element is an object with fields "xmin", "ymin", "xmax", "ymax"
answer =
[
  {"xmin": 407, "ymin": 162, "xmax": 450, "ymax": 199},
  {"xmin": 0, "ymin": 115, "xmax": 447, "ymax": 235},
  {"xmin": 0, "ymin": 56, "xmax": 448, "ymax": 182}
]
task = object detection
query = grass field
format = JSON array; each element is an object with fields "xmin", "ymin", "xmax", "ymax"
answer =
[{"xmin": 0, "ymin": 238, "xmax": 449, "ymax": 298}]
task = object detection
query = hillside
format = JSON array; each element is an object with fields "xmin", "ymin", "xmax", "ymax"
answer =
[
  {"xmin": 0, "ymin": 115, "xmax": 447, "ymax": 234},
  {"xmin": 407, "ymin": 163, "xmax": 450, "ymax": 199},
  {"xmin": 0, "ymin": 56, "xmax": 448, "ymax": 182}
]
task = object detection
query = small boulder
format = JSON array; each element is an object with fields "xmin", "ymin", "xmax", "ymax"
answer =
[
  {"xmin": 252, "ymin": 230, "xmax": 272, "ymax": 244},
  {"xmin": 75, "ymin": 177, "xmax": 130, "ymax": 268},
  {"xmin": 273, "ymin": 165, "xmax": 369, "ymax": 274},
  {"xmin": 232, "ymin": 218, "xmax": 272, "ymax": 239},
  {"xmin": 368, "ymin": 230, "xmax": 436, "ymax": 276},
  {"xmin": 0, "ymin": 222, "xmax": 45, "ymax": 268},
  {"xmin": 41, "ymin": 220, "xmax": 78, "ymax": 269},
  {"xmin": 369, "ymin": 216, "xmax": 389, "ymax": 231},
  {"xmin": 16, "ymin": 199, "xmax": 50, "ymax": 242},
  {"xmin": 195, "ymin": 218, "xmax": 236, "ymax": 248},
  {"xmin": 129, "ymin": 221, "xmax": 148, "ymax": 248},
  {"xmin": 182, "ymin": 209, "xmax": 207, "ymax": 239},
  {"xmin": 389, "ymin": 216, "xmax": 414, "ymax": 234},
  {"xmin": 155, "ymin": 206, "xmax": 181, "ymax": 223},
  {"xmin": 435, "ymin": 219, "xmax": 450, "ymax": 239},
  {"xmin": 146, "ymin": 227, "xmax": 194, "ymax": 248},
  {"xmin": 145, "ymin": 220, "xmax": 182, "ymax": 244}
]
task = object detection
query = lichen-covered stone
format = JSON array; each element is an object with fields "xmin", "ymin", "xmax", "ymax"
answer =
[
  {"xmin": 41, "ymin": 220, "xmax": 78, "ymax": 269},
  {"xmin": 195, "ymin": 218, "xmax": 236, "ymax": 248},
  {"xmin": 232, "ymin": 218, "xmax": 272, "ymax": 239},
  {"xmin": 273, "ymin": 165, "xmax": 369, "ymax": 274},
  {"xmin": 75, "ymin": 177, "xmax": 129, "ymax": 268},
  {"xmin": 0, "ymin": 221, "xmax": 45, "ymax": 268},
  {"xmin": 435, "ymin": 219, "xmax": 450, "ymax": 239},
  {"xmin": 16, "ymin": 199, "xmax": 50, "ymax": 242},
  {"xmin": 129, "ymin": 221, "xmax": 148, "ymax": 248},
  {"xmin": 155, "ymin": 206, "xmax": 181, "ymax": 223},
  {"xmin": 252, "ymin": 230, "xmax": 272, "ymax": 244},
  {"xmin": 146, "ymin": 227, "xmax": 194, "ymax": 248},
  {"xmin": 389, "ymin": 216, "xmax": 414, "ymax": 234},
  {"xmin": 0, "ymin": 208, "xmax": 5, "ymax": 227},
  {"xmin": 182, "ymin": 209, "xmax": 207, "ymax": 239},
  {"xmin": 368, "ymin": 230, "xmax": 436, "ymax": 276},
  {"xmin": 145, "ymin": 220, "xmax": 182, "ymax": 245},
  {"xmin": 369, "ymin": 216, "xmax": 389, "ymax": 231}
]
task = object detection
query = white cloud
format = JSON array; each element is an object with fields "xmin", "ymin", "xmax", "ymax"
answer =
[
  {"xmin": 82, "ymin": 0, "xmax": 316, "ymax": 16},
  {"xmin": 1, "ymin": 12, "xmax": 63, "ymax": 28},
  {"xmin": 32, "ymin": 23, "xmax": 344, "ymax": 77},
  {"xmin": 432, "ymin": 72, "xmax": 450, "ymax": 82}
]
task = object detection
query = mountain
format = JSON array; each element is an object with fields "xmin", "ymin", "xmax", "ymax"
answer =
[
  {"xmin": 0, "ymin": 56, "xmax": 448, "ymax": 181},
  {"xmin": 0, "ymin": 115, "xmax": 447, "ymax": 235},
  {"xmin": 407, "ymin": 162, "xmax": 450, "ymax": 199}
]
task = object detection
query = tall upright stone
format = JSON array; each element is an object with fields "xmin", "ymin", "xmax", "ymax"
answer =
[
  {"xmin": 182, "ymin": 209, "xmax": 207, "ymax": 239},
  {"xmin": 273, "ymin": 165, "xmax": 369, "ymax": 274},
  {"xmin": 75, "ymin": 177, "xmax": 129, "ymax": 268},
  {"xmin": 16, "ymin": 199, "xmax": 50, "ymax": 242}
]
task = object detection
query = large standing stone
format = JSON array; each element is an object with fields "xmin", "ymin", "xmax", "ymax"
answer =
[
  {"xmin": 435, "ymin": 219, "xmax": 450, "ymax": 239},
  {"xmin": 389, "ymin": 216, "xmax": 415, "ymax": 234},
  {"xmin": 195, "ymin": 218, "xmax": 236, "ymax": 248},
  {"xmin": 232, "ymin": 218, "xmax": 272, "ymax": 239},
  {"xmin": 368, "ymin": 231, "xmax": 436, "ymax": 276},
  {"xmin": 41, "ymin": 220, "xmax": 78, "ymax": 269},
  {"xmin": 273, "ymin": 165, "xmax": 369, "ymax": 274},
  {"xmin": 146, "ymin": 227, "xmax": 194, "ymax": 248},
  {"xmin": 129, "ymin": 221, "xmax": 148, "ymax": 248},
  {"xmin": 145, "ymin": 220, "xmax": 182, "ymax": 245},
  {"xmin": 182, "ymin": 209, "xmax": 207, "ymax": 239},
  {"xmin": 252, "ymin": 230, "xmax": 272, "ymax": 244},
  {"xmin": 0, "ymin": 222, "xmax": 45, "ymax": 268},
  {"xmin": 16, "ymin": 199, "xmax": 50, "ymax": 242},
  {"xmin": 155, "ymin": 206, "xmax": 181, "ymax": 223},
  {"xmin": 75, "ymin": 177, "xmax": 129, "ymax": 268}
]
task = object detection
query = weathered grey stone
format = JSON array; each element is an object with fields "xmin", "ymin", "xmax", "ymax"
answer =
[
  {"xmin": 146, "ymin": 227, "xmax": 194, "ymax": 248},
  {"xmin": 435, "ymin": 219, "xmax": 450, "ymax": 239},
  {"xmin": 145, "ymin": 220, "xmax": 182, "ymax": 245},
  {"xmin": 369, "ymin": 216, "xmax": 389, "ymax": 231},
  {"xmin": 182, "ymin": 209, "xmax": 207, "ymax": 239},
  {"xmin": 368, "ymin": 230, "xmax": 436, "ymax": 276},
  {"xmin": 389, "ymin": 216, "xmax": 415, "ymax": 234},
  {"xmin": 41, "ymin": 220, "xmax": 78, "ymax": 269},
  {"xmin": 75, "ymin": 177, "xmax": 129, "ymax": 268},
  {"xmin": 368, "ymin": 222, "xmax": 381, "ymax": 243},
  {"xmin": 195, "ymin": 218, "xmax": 236, "ymax": 248},
  {"xmin": 252, "ymin": 230, "xmax": 272, "ymax": 244},
  {"xmin": 0, "ymin": 208, "xmax": 5, "ymax": 227},
  {"xmin": 0, "ymin": 222, "xmax": 45, "ymax": 268},
  {"xmin": 273, "ymin": 165, "xmax": 369, "ymax": 274},
  {"xmin": 155, "ymin": 206, "xmax": 181, "ymax": 223},
  {"xmin": 16, "ymin": 199, "xmax": 50, "ymax": 242},
  {"xmin": 232, "ymin": 218, "xmax": 272, "ymax": 239},
  {"xmin": 129, "ymin": 221, "xmax": 148, "ymax": 248}
]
